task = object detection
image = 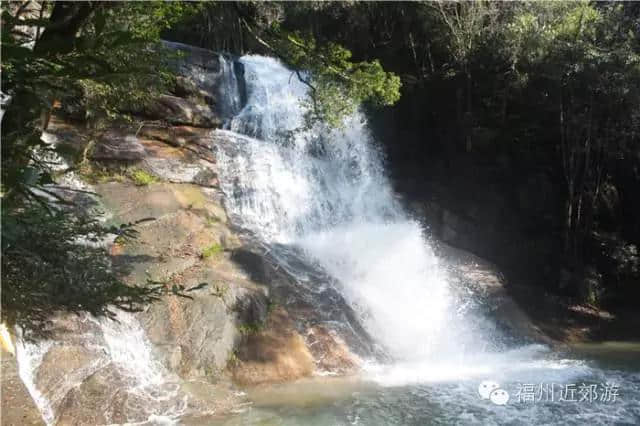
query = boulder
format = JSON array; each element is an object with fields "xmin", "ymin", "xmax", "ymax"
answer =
[
  {"xmin": 305, "ymin": 326, "xmax": 361, "ymax": 374},
  {"xmin": 230, "ymin": 248, "xmax": 270, "ymax": 284},
  {"xmin": 19, "ymin": 311, "xmax": 214, "ymax": 425},
  {"xmin": 138, "ymin": 125, "xmax": 213, "ymax": 148},
  {"xmin": 173, "ymin": 76, "xmax": 217, "ymax": 108},
  {"xmin": 140, "ymin": 281, "xmax": 241, "ymax": 379},
  {"xmin": 144, "ymin": 95, "xmax": 221, "ymax": 128},
  {"xmin": 96, "ymin": 181, "xmax": 266, "ymax": 381},
  {"xmin": 434, "ymin": 242, "xmax": 553, "ymax": 345},
  {"xmin": 231, "ymin": 307, "xmax": 315, "ymax": 386},
  {"xmin": 91, "ymin": 129, "xmax": 146, "ymax": 161}
]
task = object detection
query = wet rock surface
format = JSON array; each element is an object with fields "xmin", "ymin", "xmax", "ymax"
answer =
[
  {"xmin": 435, "ymin": 243, "xmax": 554, "ymax": 346},
  {"xmin": 1, "ymin": 349, "xmax": 44, "ymax": 425},
  {"xmin": 231, "ymin": 307, "xmax": 315, "ymax": 386},
  {"xmin": 6, "ymin": 40, "xmax": 594, "ymax": 426},
  {"xmin": 14, "ymin": 103, "xmax": 365, "ymax": 424}
]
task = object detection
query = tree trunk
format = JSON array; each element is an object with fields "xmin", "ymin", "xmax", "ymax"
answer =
[
  {"xmin": 2, "ymin": 2, "xmax": 94, "ymax": 140},
  {"xmin": 456, "ymin": 86, "xmax": 464, "ymax": 153},
  {"xmin": 464, "ymin": 70, "xmax": 473, "ymax": 153}
]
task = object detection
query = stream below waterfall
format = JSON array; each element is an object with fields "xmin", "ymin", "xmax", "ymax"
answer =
[{"xmin": 211, "ymin": 55, "xmax": 640, "ymax": 425}]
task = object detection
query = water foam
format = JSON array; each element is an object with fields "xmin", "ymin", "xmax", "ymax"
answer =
[
  {"xmin": 214, "ymin": 54, "xmax": 608, "ymax": 389},
  {"xmin": 216, "ymin": 55, "xmax": 462, "ymax": 367}
]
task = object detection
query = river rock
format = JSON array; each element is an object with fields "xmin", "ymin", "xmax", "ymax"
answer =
[
  {"xmin": 139, "ymin": 138, "xmax": 219, "ymax": 187},
  {"xmin": 230, "ymin": 248, "xmax": 270, "ymax": 284},
  {"xmin": 434, "ymin": 242, "xmax": 553, "ymax": 345},
  {"xmin": 305, "ymin": 325, "xmax": 361, "ymax": 374},
  {"xmin": 96, "ymin": 181, "xmax": 267, "ymax": 382}
]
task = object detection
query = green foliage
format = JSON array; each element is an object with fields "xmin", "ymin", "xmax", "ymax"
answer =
[
  {"xmin": 269, "ymin": 29, "xmax": 402, "ymax": 126},
  {"xmin": 1, "ymin": 1, "xmax": 195, "ymax": 200},
  {"xmin": 432, "ymin": 0, "xmax": 500, "ymax": 69},
  {"xmin": 0, "ymin": 2, "xmax": 196, "ymax": 336},
  {"xmin": 201, "ymin": 243, "xmax": 224, "ymax": 259},
  {"xmin": 226, "ymin": 350, "xmax": 240, "ymax": 368},
  {"xmin": 80, "ymin": 163, "xmax": 127, "ymax": 185},
  {"xmin": 130, "ymin": 169, "xmax": 158, "ymax": 186},
  {"xmin": 1, "ymin": 204, "xmax": 162, "ymax": 338},
  {"xmin": 171, "ymin": 2, "xmax": 401, "ymax": 127},
  {"xmin": 238, "ymin": 321, "xmax": 264, "ymax": 335},
  {"xmin": 222, "ymin": 1, "xmax": 640, "ymax": 300}
]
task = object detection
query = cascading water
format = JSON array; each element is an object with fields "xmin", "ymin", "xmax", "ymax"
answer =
[
  {"xmin": 15, "ymin": 311, "xmax": 187, "ymax": 425},
  {"xmin": 214, "ymin": 55, "xmax": 640, "ymax": 424},
  {"xmin": 12, "ymin": 145, "xmax": 189, "ymax": 425},
  {"xmin": 216, "ymin": 55, "xmax": 503, "ymax": 366}
]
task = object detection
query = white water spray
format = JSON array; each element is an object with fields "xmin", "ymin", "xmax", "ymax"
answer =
[
  {"xmin": 216, "ymin": 55, "xmax": 455, "ymax": 363},
  {"xmin": 214, "ymin": 55, "xmax": 600, "ymax": 389}
]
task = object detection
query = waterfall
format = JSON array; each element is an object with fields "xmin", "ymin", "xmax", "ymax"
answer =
[
  {"xmin": 218, "ymin": 55, "xmax": 243, "ymax": 121},
  {"xmin": 215, "ymin": 55, "xmax": 476, "ymax": 365},
  {"xmin": 214, "ymin": 55, "xmax": 610, "ymax": 393}
]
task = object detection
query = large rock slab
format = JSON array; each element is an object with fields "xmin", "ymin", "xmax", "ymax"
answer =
[
  {"xmin": 97, "ymin": 181, "xmax": 268, "ymax": 382},
  {"xmin": 1, "ymin": 349, "xmax": 44, "ymax": 425},
  {"xmin": 140, "ymin": 139, "xmax": 219, "ymax": 187},
  {"xmin": 15, "ymin": 311, "xmax": 237, "ymax": 425},
  {"xmin": 91, "ymin": 129, "xmax": 146, "ymax": 161},
  {"xmin": 144, "ymin": 95, "xmax": 221, "ymax": 128},
  {"xmin": 139, "ymin": 124, "xmax": 213, "ymax": 148},
  {"xmin": 434, "ymin": 242, "xmax": 553, "ymax": 345}
]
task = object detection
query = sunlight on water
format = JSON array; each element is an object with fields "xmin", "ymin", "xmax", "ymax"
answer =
[
  {"xmin": 297, "ymin": 222, "xmax": 450, "ymax": 361},
  {"xmin": 215, "ymin": 58, "xmax": 640, "ymax": 425},
  {"xmin": 216, "ymin": 55, "xmax": 517, "ymax": 376},
  {"xmin": 216, "ymin": 55, "xmax": 461, "ymax": 368}
]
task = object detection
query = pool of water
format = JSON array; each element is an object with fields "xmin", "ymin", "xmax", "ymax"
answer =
[{"xmin": 203, "ymin": 344, "xmax": 640, "ymax": 425}]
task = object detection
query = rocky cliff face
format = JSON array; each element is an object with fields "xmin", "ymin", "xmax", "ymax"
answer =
[{"xmin": 6, "ymin": 42, "xmax": 357, "ymax": 425}]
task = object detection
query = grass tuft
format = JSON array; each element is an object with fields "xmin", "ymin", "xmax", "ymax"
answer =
[
  {"xmin": 130, "ymin": 169, "xmax": 158, "ymax": 186},
  {"xmin": 200, "ymin": 243, "xmax": 223, "ymax": 259}
]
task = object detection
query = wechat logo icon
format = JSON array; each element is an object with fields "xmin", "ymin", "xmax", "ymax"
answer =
[{"xmin": 478, "ymin": 380, "xmax": 510, "ymax": 405}]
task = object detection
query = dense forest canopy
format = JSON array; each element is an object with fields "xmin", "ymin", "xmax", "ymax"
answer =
[
  {"xmin": 1, "ymin": 1, "xmax": 639, "ymax": 335},
  {"xmin": 168, "ymin": 0, "xmax": 639, "ymax": 307}
]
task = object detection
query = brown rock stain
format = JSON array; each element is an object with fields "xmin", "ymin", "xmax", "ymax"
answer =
[{"xmin": 231, "ymin": 307, "xmax": 315, "ymax": 386}]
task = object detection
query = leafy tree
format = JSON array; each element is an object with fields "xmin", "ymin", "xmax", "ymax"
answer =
[
  {"xmin": 506, "ymin": 1, "xmax": 640, "ymax": 256},
  {"xmin": 164, "ymin": 1, "xmax": 402, "ymax": 127},
  {"xmin": 431, "ymin": 0, "xmax": 500, "ymax": 152},
  {"xmin": 1, "ymin": 205, "xmax": 163, "ymax": 338},
  {"xmin": 2, "ymin": 1, "xmax": 192, "ymax": 198},
  {"xmin": 0, "ymin": 1, "xmax": 194, "ymax": 334},
  {"xmin": 264, "ymin": 28, "xmax": 401, "ymax": 126}
]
